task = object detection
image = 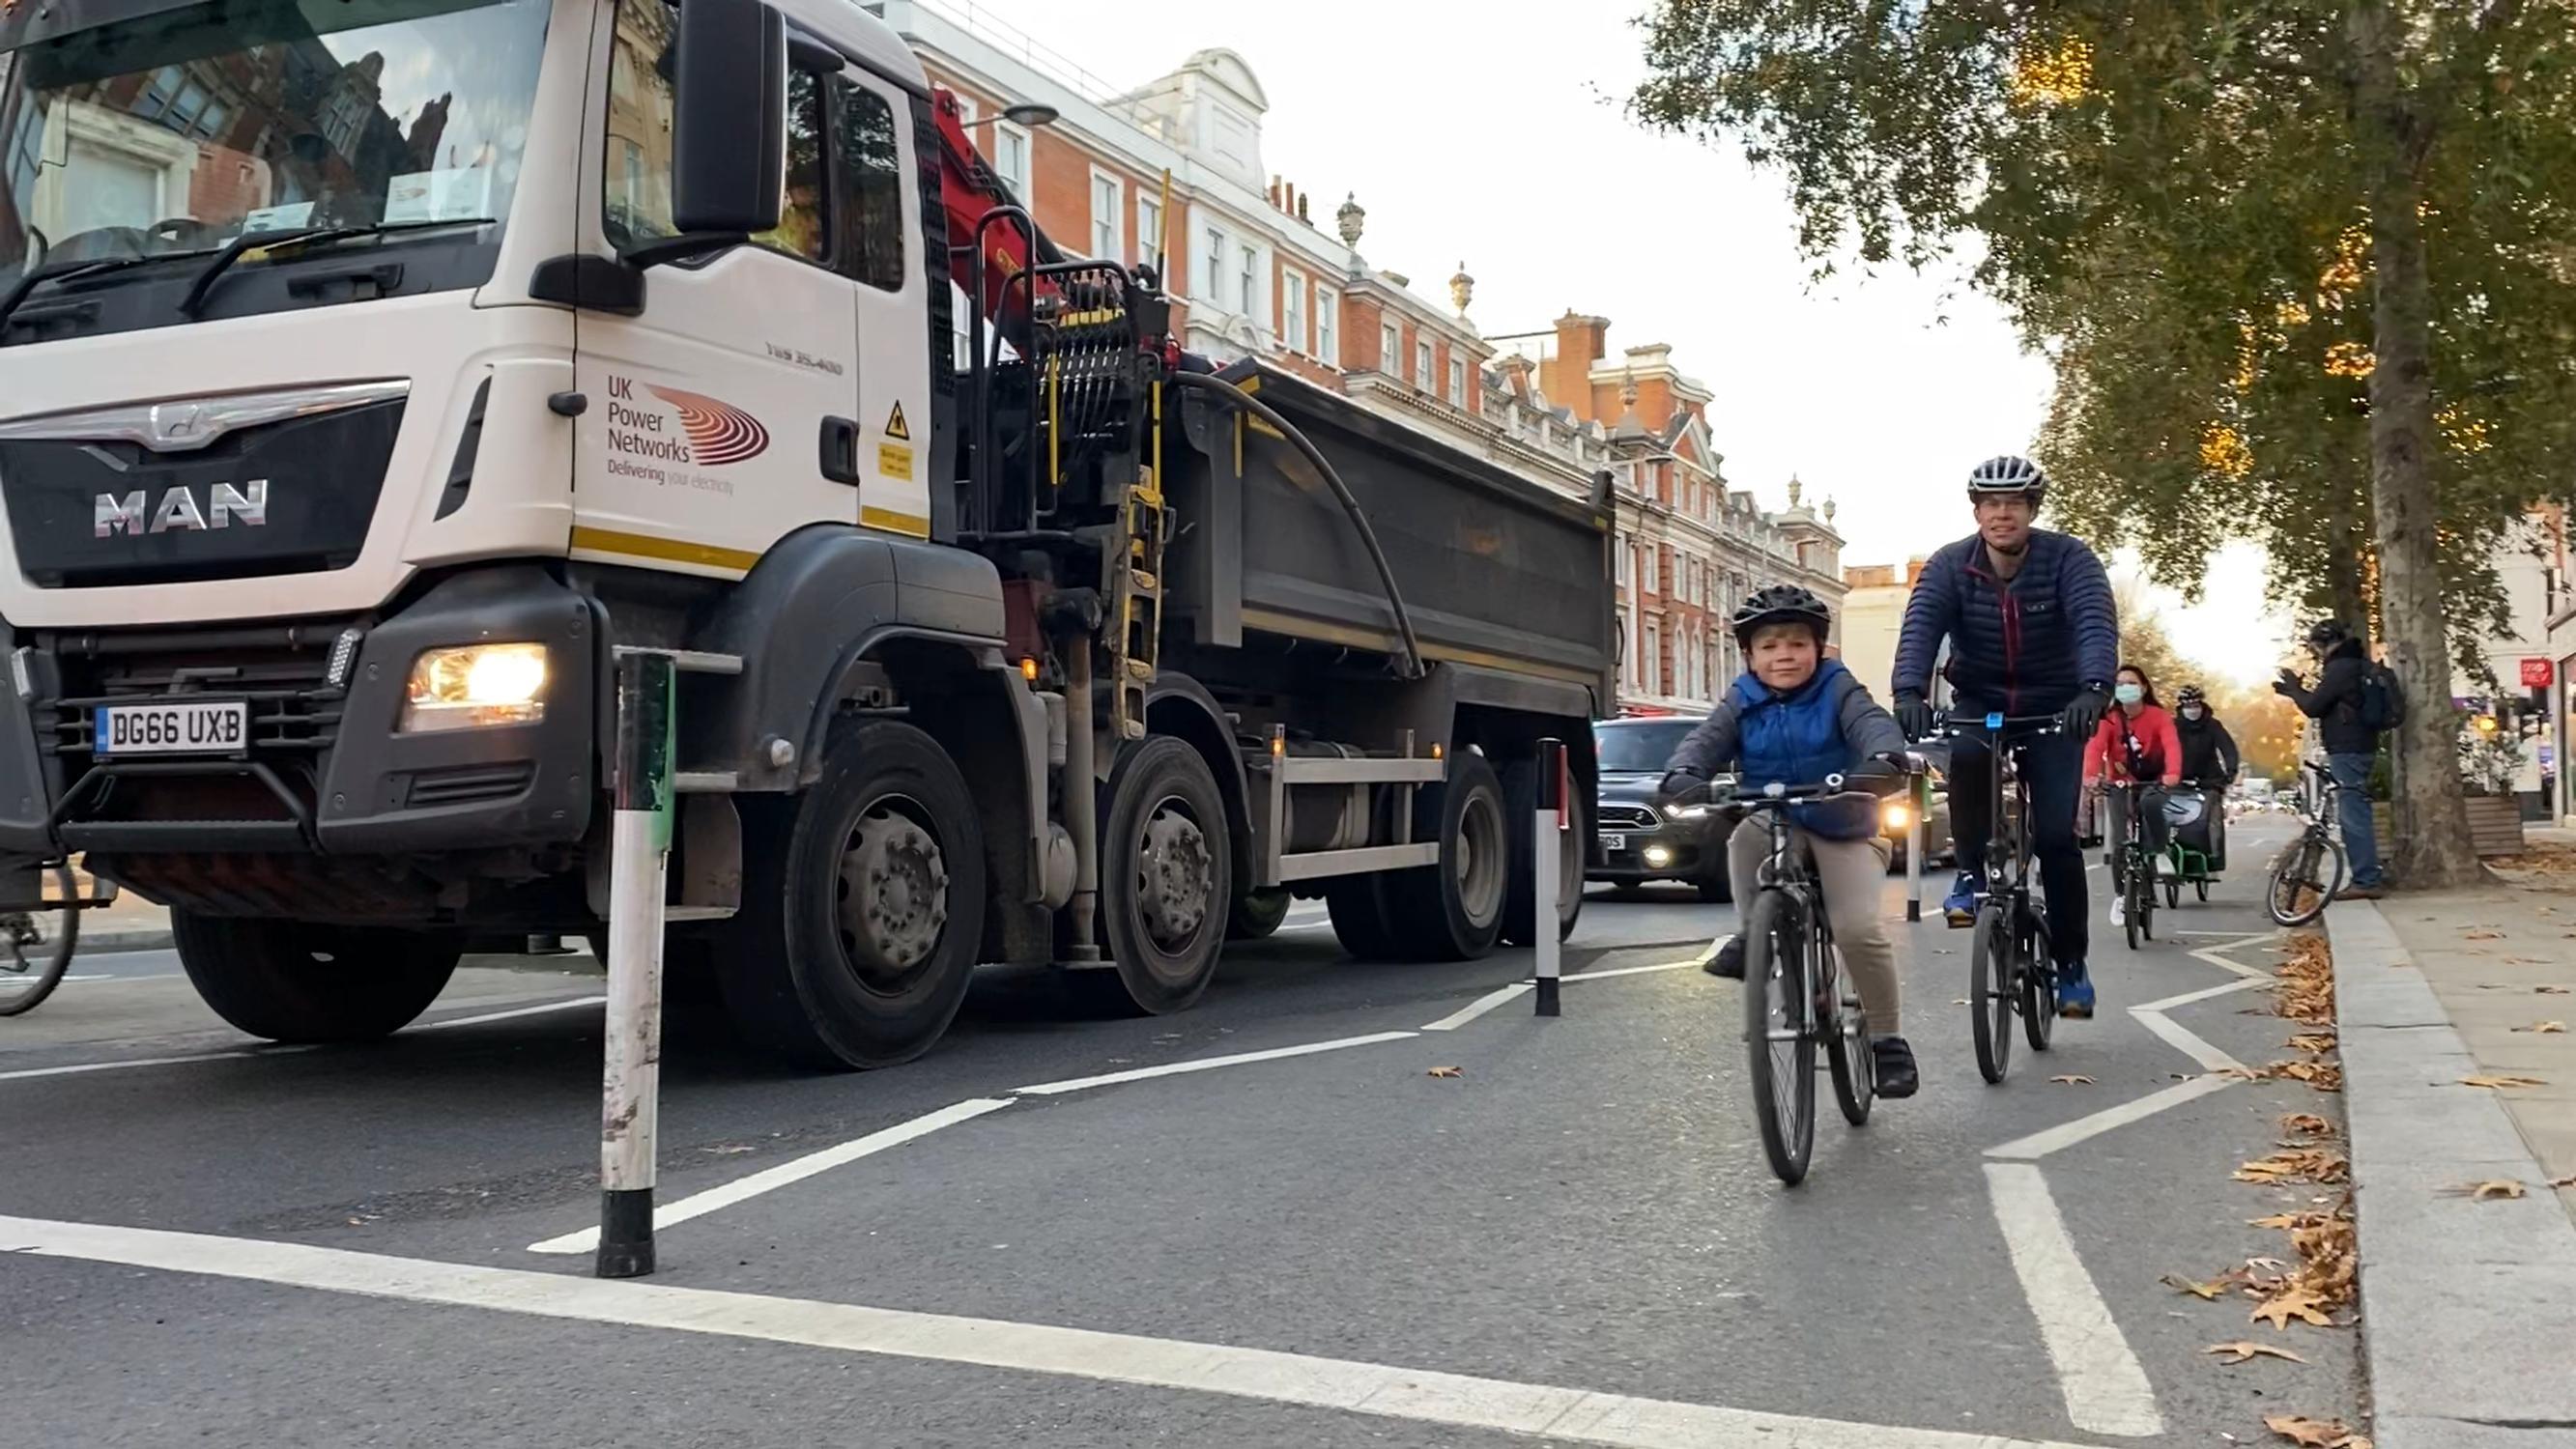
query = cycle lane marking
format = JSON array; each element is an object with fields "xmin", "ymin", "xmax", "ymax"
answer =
[
  {"xmin": 1983, "ymin": 1164, "xmax": 2164, "ymax": 1437},
  {"xmin": 1, "ymin": 1210, "xmax": 2112, "ymax": 1449}
]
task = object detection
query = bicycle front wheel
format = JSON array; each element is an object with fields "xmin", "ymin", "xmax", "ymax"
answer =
[
  {"xmin": 1970, "ymin": 899, "xmax": 2014, "ymax": 1084},
  {"xmin": 1743, "ymin": 890, "xmax": 1817, "ymax": 1184},
  {"xmin": 2265, "ymin": 834, "xmax": 2343, "ymax": 927},
  {"xmin": 0, "ymin": 865, "xmax": 81, "ymax": 1017}
]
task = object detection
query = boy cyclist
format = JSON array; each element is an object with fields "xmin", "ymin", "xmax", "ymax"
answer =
[{"xmin": 1657, "ymin": 584, "xmax": 1917, "ymax": 1097}]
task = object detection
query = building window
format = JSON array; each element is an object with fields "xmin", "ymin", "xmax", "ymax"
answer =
[
  {"xmin": 1090, "ymin": 168, "xmax": 1123, "ymax": 260},
  {"xmin": 1645, "ymin": 621, "xmax": 1662, "ymax": 696},
  {"xmin": 1415, "ymin": 339, "xmax": 1433, "ymax": 391},
  {"xmin": 1381, "ymin": 322, "xmax": 1401, "ymax": 375},
  {"xmin": 1200, "ymin": 225, "xmax": 1229, "ymax": 305},
  {"xmin": 1238, "ymin": 242, "xmax": 1258, "ymax": 323},
  {"xmin": 993, "ymin": 122, "xmax": 1031, "ymax": 197},
  {"xmin": 1616, "ymin": 533, "xmax": 1630, "ymax": 585},
  {"xmin": 1314, "ymin": 285, "xmax": 1336, "ymax": 363},
  {"xmin": 1447, "ymin": 356, "xmax": 1466, "ymax": 408},
  {"xmin": 1136, "ymin": 191, "xmax": 1164, "ymax": 269},
  {"xmin": 1282, "ymin": 271, "xmax": 1305, "ymax": 354},
  {"xmin": 1642, "ymin": 547, "xmax": 1658, "ymax": 595}
]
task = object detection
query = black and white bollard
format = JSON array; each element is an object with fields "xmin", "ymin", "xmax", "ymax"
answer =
[
  {"xmin": 596, "ymin": 650, "xmax": 676, "ymax": 1279},
  {"xmin": 1904, "ymin": 771, "xmax": 1926, "ymax": 923},
  {"xmin": 1533, "ymin": 737, "xmax": 1564, "ymax": 1017}
]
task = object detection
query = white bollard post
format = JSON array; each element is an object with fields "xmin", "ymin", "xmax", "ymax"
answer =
[
  {"xmin": 597, "ymin": 650, "xmax": 675, "ymax": 1279},
  {"xmin": 1534, "ymin": 737, "xmax": 1564, "ymax": 1016}
]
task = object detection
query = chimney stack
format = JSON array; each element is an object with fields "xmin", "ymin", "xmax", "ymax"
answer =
[{"xmin": 1541, "ymin": 311, "xmax": 1612, "ymax": 422}]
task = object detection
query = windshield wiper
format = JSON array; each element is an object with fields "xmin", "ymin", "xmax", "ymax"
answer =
[
  {"xmin": 0, "ymin": 251, "xmax": 216, "ymax": 339},
  {"xmin": 178, "ymin": 217, "xmax": 499, "ymax": 318}
]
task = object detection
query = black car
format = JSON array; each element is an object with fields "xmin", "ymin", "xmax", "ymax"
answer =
[{"xmin": 1589, "ymin": 716, "xmax": 1733, "ymax": 901}]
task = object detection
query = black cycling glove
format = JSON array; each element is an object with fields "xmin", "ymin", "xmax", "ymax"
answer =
[
  {"xmin": 1893, "ymin": 690, "xmax": 1934, "ymax": 741},
  {"xmin": 2064, "ymin": 684, "xmax": 2112, "ymax": 738}
]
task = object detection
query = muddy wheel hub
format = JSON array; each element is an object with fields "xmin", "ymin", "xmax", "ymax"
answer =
[
  {"xmin": 1136, "ymin": 803, "xmax": 1213, "ymax": 950},
  {"xmin": 838, "ymin": 806, "xmax": 949, "ymax": 988}
]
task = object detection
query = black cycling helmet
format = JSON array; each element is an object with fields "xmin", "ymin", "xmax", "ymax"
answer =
[
  {"xmin": 2176, "ymin": 684, "xmax": 2207, "ymax": 708},
  {"xmin": 2305, "ymin": 618, "xmax": 2351, "ymax": 649},
  {"xmin": 1732, "ymin": 583, "xmax": 1832, "ymax": 649},
  {"xmin": 1967, "ymin": 455, "xmax": 2047, "ymax": 505}
]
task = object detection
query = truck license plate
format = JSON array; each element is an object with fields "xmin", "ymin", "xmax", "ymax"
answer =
[
  {"xmin": 1599, "ymin": 833, "xmax": 1627, "ymax": 852},
  {"xmin": 94, "ymin": 700, "xmax": 248, "ymax": 757}
]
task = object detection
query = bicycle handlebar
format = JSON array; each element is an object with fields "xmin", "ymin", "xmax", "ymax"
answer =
[{"xmin": 1939, "ymin": 711, "xmax": 2067, "ymax": 736}]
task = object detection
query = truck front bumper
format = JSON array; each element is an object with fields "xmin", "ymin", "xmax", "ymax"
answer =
[{"xmin": 0, "ymin": 564, "xmax": 600, "ymax": 861}]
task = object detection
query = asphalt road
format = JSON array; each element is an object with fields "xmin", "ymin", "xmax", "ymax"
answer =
[{"xmin": 2, "ymin": 816, "xmax": 2367, "ymax": 1448}]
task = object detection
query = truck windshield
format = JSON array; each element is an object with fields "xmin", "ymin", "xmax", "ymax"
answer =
[{"xmin": 0, "ymin": 0, "xmax": 547, "ymax": 293}]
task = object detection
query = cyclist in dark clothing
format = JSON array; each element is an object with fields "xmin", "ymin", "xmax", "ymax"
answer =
[
  {"xmin": 2275, "ymin": 619, "xmax": 2388, "ymax": 896},
  {"xmin": 2173, "ymin": 685, "xmax": 2240, "ymax": 788},
  {"xmin": 1890, "ymin": 456, "xmax": 2119, "ymax": 1017}
]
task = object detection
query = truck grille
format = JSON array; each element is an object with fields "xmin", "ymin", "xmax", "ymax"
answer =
[{"xmin": 48, "ymin": 626, "xmax": 351, "ymax": 758}]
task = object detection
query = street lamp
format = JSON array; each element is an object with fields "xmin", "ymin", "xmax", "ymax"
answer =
[{"xmin": 960, "ymin": 102, "xmax": 1060, "ymax": 130}]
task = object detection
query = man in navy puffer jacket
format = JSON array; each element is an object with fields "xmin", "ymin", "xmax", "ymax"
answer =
[{"xmin": 1890, "ymin": 456, "xmax": 2119, "ymax": 1018}]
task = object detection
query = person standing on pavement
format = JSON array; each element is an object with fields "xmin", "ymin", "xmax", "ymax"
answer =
[
  {"xmin": 2082, "ymin": 664, "xmax": 2183, "ymax": 923},
  {"xmin": 1890, "ymin": 456, "xmax": 2119, "ymax": 1017},
  {"xmin": 2275, "ymin": 619, "xmax": 2390, "ymax": 898},
  {"xmin": 1657, "ymin": 584, "xmax": 1919, "ymax": 1098}
]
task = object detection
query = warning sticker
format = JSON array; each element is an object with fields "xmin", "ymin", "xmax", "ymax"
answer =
[
  {"xmin": 882, "ymin": 402, "xmax": 910, "ymax": 441},
  {"xmin": 878, "ymin": 442, "xmax": 914, "ymax": 481}
]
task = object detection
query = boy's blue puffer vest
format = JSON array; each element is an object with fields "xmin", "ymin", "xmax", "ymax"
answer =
[{"xmin": 1732, "ymin": 659, "xmax": 1873, "ymax": 840}]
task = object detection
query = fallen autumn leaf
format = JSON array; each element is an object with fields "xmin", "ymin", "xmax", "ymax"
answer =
[
  {"xmin": 2513, "ymin": 1021, "xmax": 2567, "ymax": 1034},
  {"xmin": 1425, "ymin": 1065, "xmax": 1462, "ymax": 1079},
  {"xmin": 2250, "ymin": 1288, "xmax": 2335, "ymax": 1330},
  {"xmin": 2264, "ymin": 1413, "xmax": 2369, "ymax": 1448},
  {"xmin": 2163, "ymin": 1272, "xmax": 2236, "ymax": 1300},
  {"xmin": 2049, "ymin": 1074, "xmax": 2095, "ymax": 1085},
  {"xmin": 2207, "ymin": 1340, "xmax": 2307, "ymax": 1365},
  {"xmin": 2442, "ymin": 1179, "xmax": 2527, "ymax": 1201},
  {"xmin": 2461, "ymin": 1074, "xmax": 2548, "ymax": 1090}
]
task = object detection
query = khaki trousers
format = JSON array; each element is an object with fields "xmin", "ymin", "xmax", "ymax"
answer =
[{"xmin": 1728, "ymin": 819, "xmax": 1902, "ymax": 1035}]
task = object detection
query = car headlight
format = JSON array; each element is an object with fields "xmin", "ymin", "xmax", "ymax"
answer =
[
  {"xmin": 1882, "ymin": 804, "xmax": 1911, "ymax": 830},
  {"xmin": 1665, "ymin": 802, "xmax": 1711, "ymax": 820},
  {"xmin": 401, "ymin": 642, "xmax": 548, "ymax": 732}
]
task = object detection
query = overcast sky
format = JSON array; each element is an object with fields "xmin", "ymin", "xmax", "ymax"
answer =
[{"xmin": 957, "ymin": 0, "xmax": 2295, "ymax": 684}]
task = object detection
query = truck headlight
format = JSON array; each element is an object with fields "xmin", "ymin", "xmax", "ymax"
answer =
[
  {"xmin": 1882, "ymin": 804, "xmax": 1911, "ymax": 830},
  {"xmin": 402, "ymin": 642, "xmax": 548, "ymax": 731}
]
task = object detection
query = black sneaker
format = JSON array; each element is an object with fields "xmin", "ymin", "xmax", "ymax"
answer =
[
  {"xmin": 1871, "ymin": 1035, "xmax": 1919, "ymax": 1098},
  {"xmin": 1705, "ymin": 936, "xmax": 1746, "ymax": 979}
]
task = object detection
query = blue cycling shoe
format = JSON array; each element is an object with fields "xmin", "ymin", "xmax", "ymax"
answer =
[
  {"xmin": 1941, "ymin": 871, "xmax": 1980, "ymax": 926},
  {"xmin": 2056, "ymin": 965, "xmax": 2096, "ymax": 1019}
]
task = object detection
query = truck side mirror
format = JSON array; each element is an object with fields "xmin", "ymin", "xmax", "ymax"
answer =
[{"xmin": 671, "ymin": 0, "xmax": 786, "ymax": 239}]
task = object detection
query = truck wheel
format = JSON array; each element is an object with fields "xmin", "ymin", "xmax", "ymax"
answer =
[
  {"xmin": 1099, "ymin": 736, "xmax": 1231, "ymax": 1013},
  {"xmin": 172, "ymin": 914, "xmax": 462, "ymax": 1042},
  {"xmin": 1499, "ymin": 758, "xmax": 1584, "ymax": 946},
  {"xmin": 718, "ymin": 720, "xmax": 984, "ymax": 1070},
  {"xmin": 1326, "ymin": 877, "xmax": 1406, "ymax": 961},
  {"xmin": 1228, "ymin": 888, "xmax": 1292, "ymax": 940},
  {"xmin": 1385, "ymin": 753, "xmax": 1509, "ymax": 961}
]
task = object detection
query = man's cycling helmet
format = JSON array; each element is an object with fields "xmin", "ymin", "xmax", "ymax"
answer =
[
  {"xmin": 2305, "ymin": 618, "xmax": 2351, "ymax": 649},
  {"xmin": 1967, "ymin": 455, "xmax": 2047, "ymax": 503},
  {"xmin": 1732, "ymin": 583, "xmax": 1833, "ymax": 649},
  {"xmin": 2176, "ymin": 684, "xmax": 2206, "ymax": 708}
]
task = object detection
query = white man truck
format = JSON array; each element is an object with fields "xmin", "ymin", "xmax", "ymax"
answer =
[{"xmin": 0, "ymin": 0, "xmax": 1614, "ymax": 1068}]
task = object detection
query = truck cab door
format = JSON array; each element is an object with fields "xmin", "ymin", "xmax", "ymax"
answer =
[
  {"xmin": 575, "ymin": 2, "xmax": 862, "ymax": 579},
  {"xmin": 826, "ymin": 71, "xmax": 934, "ymax": 543}
]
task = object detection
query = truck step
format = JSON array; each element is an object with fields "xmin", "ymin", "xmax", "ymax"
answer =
[
  {"xmin": 671, "ymin": 771, "xmax": 738, "ymax": 794},
  {"xmin": 662, "ymin": 904, "xmax": 736, "ymax": 923},
  {"xmin": 612, "ymin": 646, "xmax": 745, "ymax": 676}
]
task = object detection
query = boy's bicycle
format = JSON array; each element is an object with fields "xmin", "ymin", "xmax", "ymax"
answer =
[
  {"xmin": 2264, "ymin": 760, "xmax": 2347, "ymax": 927},
  {"xmin": 1944, "ymin": 714, "xmax": 2062, "ymax": 1085}
]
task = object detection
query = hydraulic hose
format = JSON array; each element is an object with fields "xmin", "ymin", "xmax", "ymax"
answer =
[{"xmin": 1168, "ymin": 370, "xmax": 1426, "ymax": 681}]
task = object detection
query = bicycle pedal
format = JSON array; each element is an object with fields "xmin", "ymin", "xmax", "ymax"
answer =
[{"xmin": 1943, "ymin": 909, "xmax": 1976, "ymax": 927}]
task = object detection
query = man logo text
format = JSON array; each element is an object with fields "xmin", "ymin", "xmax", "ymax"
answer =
[{"xmin": 95, "ymin": 481, "xmax": 271, "ymax": 538}]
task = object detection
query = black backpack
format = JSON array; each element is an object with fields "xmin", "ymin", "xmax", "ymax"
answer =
[{"xmin": 2359, "ymin": 661, "xmax": 2406, "ymax": 732}]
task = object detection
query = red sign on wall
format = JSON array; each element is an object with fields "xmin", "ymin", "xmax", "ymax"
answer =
[{"xmin": 2522, "ymin": 658, "xmax": 2554, "ymax": 689}]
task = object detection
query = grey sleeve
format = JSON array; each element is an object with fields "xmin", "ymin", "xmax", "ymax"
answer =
[
  {"xmin": 1664, "ymin": 702, "xmax": 1741, "ymax": 780},
  {"xmin": 1837, "ymin": 680, "xmax": 1909, "ymax": 795}
]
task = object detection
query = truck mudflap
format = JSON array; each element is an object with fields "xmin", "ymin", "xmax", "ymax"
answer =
[{"xmin": 16, "ymin": 564, "xmax": 599, "ymax": 859}]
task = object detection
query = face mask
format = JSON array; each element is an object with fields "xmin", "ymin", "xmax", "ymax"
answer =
[
  {"xmin": 2115, "ymin": 684, "xmax": 2145, "ymax": 707},
  {"xmin": 2182, "ymin": 706, "xmax": 2205, "ymax": 722}
]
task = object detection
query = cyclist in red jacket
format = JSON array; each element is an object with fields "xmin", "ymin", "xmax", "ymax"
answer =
[{"xmin": 2082, "ymin": 664, "xmax": 2183, "ymax": 922}]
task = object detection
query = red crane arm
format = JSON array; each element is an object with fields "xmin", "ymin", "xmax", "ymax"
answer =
[{"xmin": 930, "ymin": 86, "xmax": 1063, "ymax": 327}]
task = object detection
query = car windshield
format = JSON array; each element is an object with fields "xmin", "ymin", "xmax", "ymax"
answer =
[
  {"xmin": 1594, "ymin": 721, "xmax": 1699, "ymax": 774},
  {"xmin": 0, "ymin": 0, "xmax": 548, "ymax": 289}
]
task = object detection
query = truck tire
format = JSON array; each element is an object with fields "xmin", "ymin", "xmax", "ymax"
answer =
[
  {"xmin": 1326, "ymin": 877, "xmax": 1406, "ymax": 961},
  {"xmin": 717, "ymin": 720, "xmax": 984, "ymax": 1070},
  {"xmin": 1227, "ymin": 887, "xmax": 1292, "ymax": 940},
  {"xmin": 1383, "ymin": 753, "xmax": 1510, "ymax": 961},
  {"xmin": 1098, "ymin": 736, "xmax": 1231, "ymax": 1013},
  {"xmin": 1498, "ymin": 758, "xmax": 1584, "ymax": 947},
  {"xmin": 172, "ymin": 914, "xmax": 461, "ymax": 1042}
]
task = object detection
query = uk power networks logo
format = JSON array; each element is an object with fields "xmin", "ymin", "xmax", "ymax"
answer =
[{"xmin": 645, "ymin": 384, "xmax": 770, "ymax": 466}]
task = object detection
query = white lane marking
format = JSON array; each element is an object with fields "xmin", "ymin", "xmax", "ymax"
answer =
[
  {"xmin": 1014, "ymin": 1032, "xmax": 1417, "ymax": 1096},
  {"xmin": 415, "ymin": 996, "xmax": 607, "ymax": 1032},
  {"xmin": 3, "ymin": 1212, "xmax": 2109, "ymax": 1449},
  {"xmin": 2128, "ymin": 1009, "xmax": 2245, "ymax": 1074},
  {"xmin": 2127, "ymin": 977, "xmax": 2267, "ymax": 1013},
  {"xmin": 1555, "ymin": 958, "xmax": 1707, "ymax": 983},
  {"xmin": 2189, "ymin": 944, "xmax": 2275, "ymax": 980},
  {"xmin": 1985, "ymin": 1074, "xmax": 2239, "ymax": 1161},
  {"xmin": 1420, "ymin": 983, "xmax": 1531, "ymax": 1032},
  {"xmin": 0, "ymin": 1044, "xmax": 316, "ymax": 1083},
  {"xmin": 528, "ymin": 1097, "xmax": 1016, "ymax": 1255},
  {"xmin": 1982, "ymin": 1164, "xmax": 2164, "ymax": 1438}
]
